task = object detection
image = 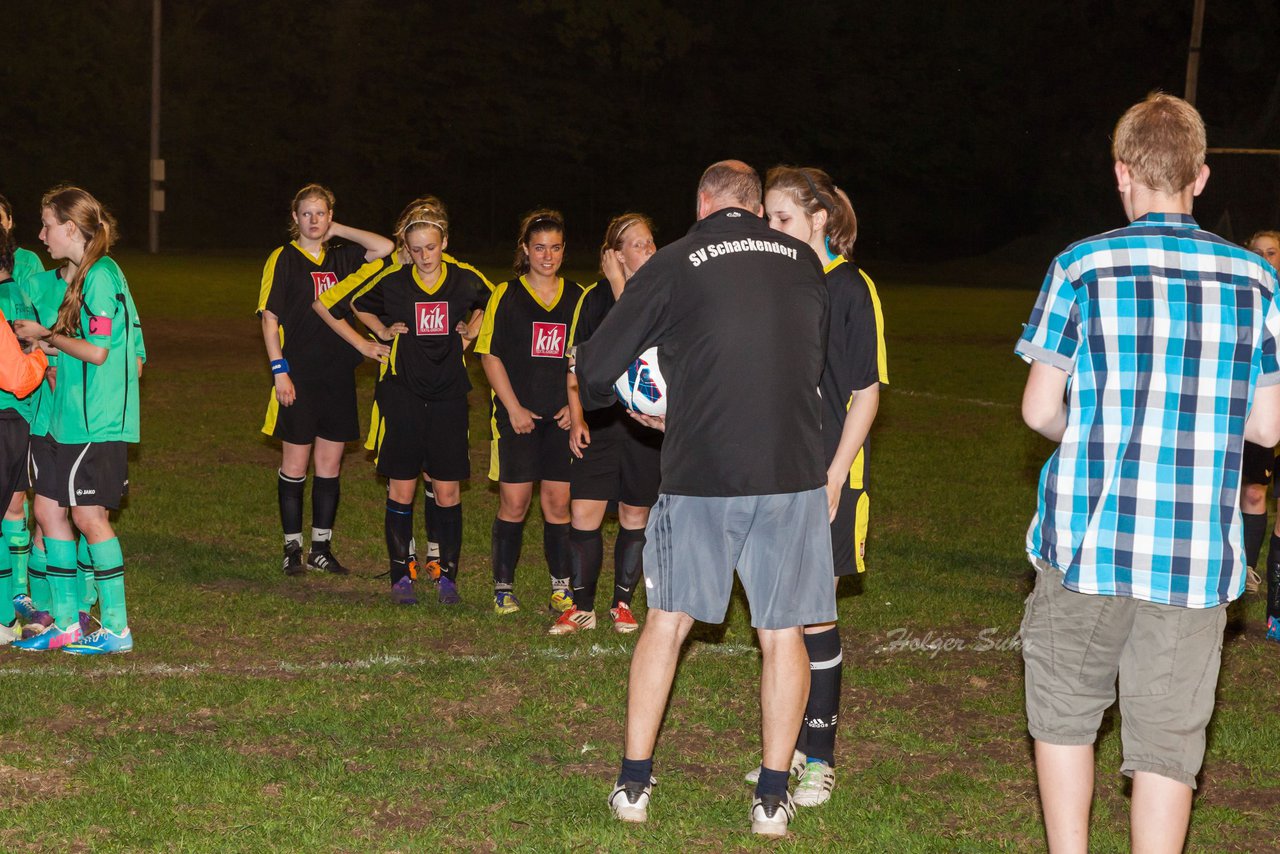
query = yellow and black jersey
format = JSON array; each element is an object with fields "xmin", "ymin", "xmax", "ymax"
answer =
[
  {"xmin": 821, "ymin": 256, "xmax": 888, "ymax": 485},
  {"xmin": 569, "ymin": 279, "xmax": 627, "ymax": 430},
  {"xmin": 256, "ymin": 241, "xmax": 381, "ymax": 379},
  {"xmin": 476, "ymin": 276, "xmax": 584, "ymax": 425},
  {"xmin": 347, "ymin": 260, "xmax": 489, "ymax": 401}
]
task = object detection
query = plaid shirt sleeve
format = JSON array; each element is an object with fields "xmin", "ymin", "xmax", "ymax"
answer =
[
  {"xmin": 1258, "ymin": 273, "xmax": 1280, "ymax": 388},
  {"xmin": 1015, "ymin": 257, "xmax": 1079, "ymax": 373}
]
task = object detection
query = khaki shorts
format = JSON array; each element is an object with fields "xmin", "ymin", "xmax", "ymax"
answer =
[{"xmin": 1021, "ymin": 562, "xmax": 1227, "ymax": 788}]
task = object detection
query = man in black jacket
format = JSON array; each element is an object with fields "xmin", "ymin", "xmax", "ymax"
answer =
[{"xmin": 575, "ymin": 160, "xmax": 833, "ymax": 837}]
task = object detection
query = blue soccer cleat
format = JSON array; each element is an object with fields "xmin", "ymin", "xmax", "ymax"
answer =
[
  {"xmin": 63, "ymin": 626, "xmax": 133, "ymax": 655},
  {"xmin": 12, "ymin": 621, "xmax": 82, "ymax": 652}
]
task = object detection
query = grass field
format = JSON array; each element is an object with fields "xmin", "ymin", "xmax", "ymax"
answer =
[{"xmin": 1, "ymin": 251, "xmax": 1276, "ymax": 852}]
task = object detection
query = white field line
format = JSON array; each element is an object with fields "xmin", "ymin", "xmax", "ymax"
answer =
[
  {"xmin": 894, "ymin": 388, "xmax": 1016, "ymax": 409},
  {"xmin": 0, "ymin": 642, "xmax": 756, "ymax": 679}
]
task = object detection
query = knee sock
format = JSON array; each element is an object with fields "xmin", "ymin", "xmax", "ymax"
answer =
[
  {"xmin": 385, "ymin": 499, "xmax": 413, "ymax": 584},
  {"xmin": 28, "ymin": 544, "xmax": 49, "ymax": 611},
  {"xmin": 800, "ymin": 627, "xmax": 843, "ymax": 767},
  {"xmin": 544, "ymin": 521, "xmax": 571, "ymax": 588},
  {"xmin": 0, "ymin": 537, "xmax": 14, "ymax": 625},
  {"xmin": 77, "ymin": 535, "xmax": 97, "ymax": 612},
  {"xmin": 277, "ymin": 470, "xmax": 305, "ymax": 545},
  {"xmin": 435, "ymin": 503, "xmax": 462, "ymax": 582},
  {"xmin": 311, "ymin": 475, "xmax": 340, "ymax": 549},
  {"xmin": 569, "ymin": 526, "xmax": 603, "ymax": 613},
  {"xmin": 2, "ymin": 515, "xmax": 30, "ymax": 591},
  {"xmin": 1244, "ymin": 512, "xmax": 1268, "ymax": 570},
  {"xmin": 755, "ymin": 766, "xmax": 790, "ymax": 801},
  {"xmin": 1268, "ymin": 533, "xmax": 1280, "ymax": 621},
  {"xmin": 612, "ymin": 527, "xmax": 646, "ymax": 608},
  {"xmin": 492, "ymin": 518, "xmax": 524, "ymax": 589},
  {"xmin": 90, "ymin": 538, "xmax": 127, "ymax": 633},
  {"xmin": 617, "ymin": 756, "xmax": 653, "ymax": 787},
  {"xmin": 423, "ymin": 483, "xmax": 441, "ymax": 559},
  {"xmin": 44, "ymin": 538, "xmax": 78, "ymax": 629}
]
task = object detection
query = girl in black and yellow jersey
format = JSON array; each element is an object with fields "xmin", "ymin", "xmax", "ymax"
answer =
[
  {"xmin": 312, "ymin": 199, "xmax": 489, "ymax": 606},
  {"xmin": 760, "ymin": 166, "xmax": 887, "ymax": 805},
  {"xmin": 475, "ymin": 210, "xmax": 583, "ymax": 615},
  {"xmin": 549, "ymin": 214, "xmax": 662, "ymax": 636},
  {"xmin": 257, "ymin": 184, "xmax": 392, "ymax": 577}
]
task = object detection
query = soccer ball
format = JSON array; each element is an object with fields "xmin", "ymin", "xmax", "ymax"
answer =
[{"xmin": 613, "ymin": 347, "xmax": 667, "ymax": 416}]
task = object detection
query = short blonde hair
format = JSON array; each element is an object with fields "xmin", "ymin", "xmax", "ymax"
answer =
[{"xmin": 1111, "ymin": 93, "xmax": 1206, "ymax": 194}]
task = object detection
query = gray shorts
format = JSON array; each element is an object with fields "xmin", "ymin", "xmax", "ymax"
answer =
[
  {"xmin": 1021, "ymin": 562, "xmax": 1227, "ymax": 789},
  {"xmin": 643, "ymin": 488, "xmax": 837, "ymax": 630}
]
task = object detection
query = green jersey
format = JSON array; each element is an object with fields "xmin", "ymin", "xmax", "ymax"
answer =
[
  {"xmin": 12, "ymin": 248, "xmax": 45, "ymax": 285},
  {"xmin": 0, "ymin": 276, "xmax": 40, "ymax": 420},
  {"xmin": 49, "ymin": 257, "xmax": 142, "ymax": 444},
  {"xmin": 20, "ymin": 267, "xmax": 65, "ymax": 436}
]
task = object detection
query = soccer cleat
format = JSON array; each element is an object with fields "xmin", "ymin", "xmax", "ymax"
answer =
[
  {"xmin": 436, "ymin": 576, "xmax": 461, "ymax": 605},
  {"xmin": 750, "ymin": 793, "xmax": 796, "ymax": 837},
  {"xmin": 12, "ymin": 621, "xmax": 82, "ymax": 652},
  {"xmin": 745, "ymin": 749, "xmax": 807, "ymax": 784},
  {"xmin": 391, "ymin": 576, "xmax": 417, "ymax": 606},
  {"xmin": 549, "ymin": 587, "xmax": 574, "ymax": 614},
  {"xmin": 494, "ymin": 590, "xmax": 521, "ymax": 615},
  {"xmin": 13, "ymin": 593, "xmax": 40, "ymax": 622},
  {"xmin": 1246, "ymin": 566, "xmax": 1262, "ymax": 594},
  {"xmin": 0, "ymin": 620, "xmax": 17, "ymax": 645},
  {"xmin": 20, "ymin": 611, "xmax": 53, "ymax": 639},
  {"xmin": 63, "ymin": 626, "xmax": 133, "ymax": 655},
  {"xmin": 548, "ymin": 607, "xmax": 596, "ymax": 635},
  {"xmin": 791, "ymin": 760, "xmax": 835, "ymax": 807},
  {"xmin": 307, "ymin": 548, "xmax": 349, "ymax": 575},
  {"xmin": 283, "ymin": 542, "xmax": 304, "ymax": 576},
  {"xmin": 608, "ymin": 780, "xmax": 652, "ymax": 823},
  {"xmin": 1268, "ymin": 616, "xmax": 1280, "ymax": 644},
  {"xmin": 610, "ymin": 603, "xmax": 639, "ymax": 634}
]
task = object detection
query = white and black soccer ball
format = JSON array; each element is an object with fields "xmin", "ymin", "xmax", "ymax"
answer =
[{"xmin": 613, "ymin": 347, "xmax": 667, "ymax": 417}]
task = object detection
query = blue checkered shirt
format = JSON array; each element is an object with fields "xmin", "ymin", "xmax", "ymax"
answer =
[{"xmin": 1016, "ymin": 213, "xmax": 1280, "ymax": 607}]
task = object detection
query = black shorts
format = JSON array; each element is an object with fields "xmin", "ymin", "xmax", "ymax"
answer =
[
  {"xmin": 52, "ymin": 441, "xmax": 129, "ymax": 509},
  {"xmin": 30, "ymin": 433, "xmax": 57, "ymax": 500},
  {"xmin": 1241, "ymin": 441, "xmax": 1276, "ymax": 488},
  {"xmin": 262, "ymin": 373, "xmax": 359, "ymax": 445},
  {"xmin": 569, "ymin": 417, "xmax": 662, "ymax": 506},
  {"xmin": 831, "ymin": 481, "xmax": 869, "ymax": 577},
  {"xmin": 0, "ymin": 417, "xmax": 30, "ymax": 501},
  {"xmin": 491, "ymin": 419, "xmax": 571, "ymax": 484},
  {"xmin": 373, "ymin": 382, "xmax": 470, "ymax": 482}
]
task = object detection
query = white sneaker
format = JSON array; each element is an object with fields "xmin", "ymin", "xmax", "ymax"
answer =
[
  {"xmin": 608, "ymin": 780, "xmax": 651, "ymax": 823},
  {"xmin": 0, "ymin": 620, "xmax": 17, "ymax": 645},
  {"xmin": 792, "ymin": 760, "xmax": 835, "ymax": 806},
  {"xmin": 750, "ymin": 794, "xmax": 795, "ymax": 837},
  {"xmin": 744, "ymin": 749, "xmax": 806, "ymax": 784}
]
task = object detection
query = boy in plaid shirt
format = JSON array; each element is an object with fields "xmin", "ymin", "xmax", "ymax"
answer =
[{"xmin": 1017, "ymin": 93, "xmax": 1280, "ymax": 852}]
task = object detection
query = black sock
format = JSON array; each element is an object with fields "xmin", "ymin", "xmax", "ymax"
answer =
[
  {"xmin": 277, "ymin": 471, "xmax": 305, "ymax": 539},
  {"xmin": 544, "ymin": 521, "xmax": 571, "ymax": 585},
  {"xmin": 311, "ymin": 475, "xmax": 340, "ymax": 535},
  {"xmin": 617, "ymin": 756, "xmax": 653, "ymax": 787},
  {"xmin": 436, "ymin": 503, "xmax": 462, "ymax": 581},
  {"xmin": 385, "ymin": 499, "xmax": 413, "ymax": 584},
  {"xmin": 801, "ymin": 627, "xmax": 843, "ymax": 766},
  {"xmin": 423, "ymin": 482, "xmax": 440, "ymax": 550},
  {"xmin": 569, "ymin": 526, "xmax": 603, "ymax": 612},
  {"xmin": 1268, "ymin": 534, "xmax": 1280, "ymax": 620},
  {"xmin": 755, "ymin": 766, "xmax": 790, "ymax": 800},
  {"xmin": 492, "ymin": 518, "xmax": 524, "ymax": 587},
  {"xmin": 1244, "ymin": 512, "xmax": 1268, "ymax": 570},
  {"xmin": 612, "ymin": 527, "xmax": 646, "ymax": 607}
]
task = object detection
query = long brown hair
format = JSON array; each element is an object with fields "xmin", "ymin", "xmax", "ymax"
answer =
[
  {"xmin": 43, "ymin": 186, "xmax": 118, "ymax": 336},
  {"xmin": 764, "ymin": 166, "xmax": 858, "ymax": 258},
  {"xmin": 513, "ymin": 209, "xmax": 564, "ymax": 275}
]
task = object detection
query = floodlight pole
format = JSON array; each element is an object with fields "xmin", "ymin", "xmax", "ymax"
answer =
[
  {"xmin": 149, "ymin": 0, "xmax": 163, "ymax": 253},
  {"xmin": 1185, "ymin": 0, "xmax": 1206, "ymax": 106}
]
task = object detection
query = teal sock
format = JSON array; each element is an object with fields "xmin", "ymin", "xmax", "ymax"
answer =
[
  {"xmin": 89, "ymin": 538, "xmax": 127, "ymax": 633},
  {"xmin": 2, "ymin": 516, "xmax": 30, "ymax": 592},
  {"xmin": 44, "ymin": 538, "xmax": 78, "ymax": 628},
  {"xmin": 77, "ymin": 536, "xmax": 97, "ymax": 611},
  {"xmin": 28, "ymin": 544, "xmax": 50, "ymax": 611},
  {"xmin": 0, "ymin": 538, "xmax": 13, "ymax": 624}
]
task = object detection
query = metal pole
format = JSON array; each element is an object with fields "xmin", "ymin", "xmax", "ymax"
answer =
[
  {"xmin": 1185, "ymin": 0, "xmax": 1206, "ymax": 106},
  {"xmin": 149, "ymin": 0, "xmax": 161, "ymax": 253}
]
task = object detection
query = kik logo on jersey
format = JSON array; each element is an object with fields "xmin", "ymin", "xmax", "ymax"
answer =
[
  {"xmin": 311, "ymin": 271, "xmax": 339, "ymax": 299},
  {"xmin": 416, "ymin": 302, "xmax": 448, "ymax": 335},
  {"xmin": 531, "ymin": 322, "xmax": 566, "ymax": 358}
]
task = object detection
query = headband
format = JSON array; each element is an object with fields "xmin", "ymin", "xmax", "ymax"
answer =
[
  {"xmin": 799, "ymin": 171, "xmax": 834, "ymax": 216},
  {"xmin": 401, "ymin": 218, "xmax": 447, "ymax": 235}
]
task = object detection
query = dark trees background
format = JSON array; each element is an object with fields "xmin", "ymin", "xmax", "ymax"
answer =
[{"xmin": 2, "ymin": 0, "xmax": 1278, "ymax": 262}]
